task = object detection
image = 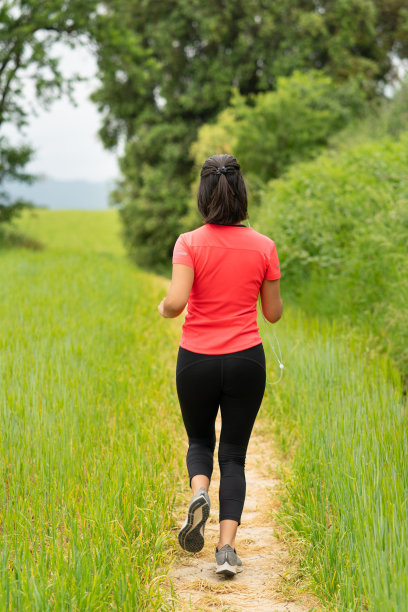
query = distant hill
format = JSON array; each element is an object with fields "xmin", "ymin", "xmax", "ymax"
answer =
[{"xmin": 3, "ymin": 177, "xmax": 118, "ymax": 210}]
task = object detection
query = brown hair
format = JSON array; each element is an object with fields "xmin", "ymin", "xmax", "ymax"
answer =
[{"xmin": 197, "ymin": 154, "xmax": 248, "ymax": 225}]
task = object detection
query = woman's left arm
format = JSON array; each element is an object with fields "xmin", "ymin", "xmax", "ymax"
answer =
[{"xmin": 158, "ymin": 264, "xmax": 194, "ymax": 318}]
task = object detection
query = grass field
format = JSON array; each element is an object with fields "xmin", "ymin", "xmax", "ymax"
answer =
[
  {"xmin": 1, "ymin": 210, "xmax": 185, "ymax": 610},
  {"xmin": 260, "ymin": 312, "xmax": 407, "ymax": 610},
  {"xmin": 2, "ymin": 209, "xmax": 407, "ymax": 610}
]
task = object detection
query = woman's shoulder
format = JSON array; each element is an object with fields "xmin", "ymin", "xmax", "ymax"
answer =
[
  {"xmin": 176, "ymin": 224, "xmax": 209, "ymax": 244},
  {"xmin": 177, "ymin": 224, "xmax": 277, "ymax": 251},
  {"xmin": 247, "ymin": 227, "xmax": 277, "ymax": 250}
]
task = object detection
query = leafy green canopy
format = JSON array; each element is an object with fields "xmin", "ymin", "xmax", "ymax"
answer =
[
  {"xmin": 187, "ymin": 70, "xmax": 365, "ymax": 226},
  {"xmin": 0, "ymin": 0, "xmax": 98, "ymax": 232},
  {"xmin": 232, "ymin": 72, "xmax": 365, "ymax": 182},
  {"xmin": 254, "ymin": 130, "xmax": 408, "ymax": 379},
  {"xmin": 91, "ymin": 0, "xmax": 408, "ymax": 268}
]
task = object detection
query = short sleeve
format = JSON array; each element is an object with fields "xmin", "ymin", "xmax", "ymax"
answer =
[
  {"xmin": 172, "ymin": 233, "xmax": 194, "ymax": 268},
  {"xmin": 264, "ymin": 241, "xmax": 281, "ymax": 280}
]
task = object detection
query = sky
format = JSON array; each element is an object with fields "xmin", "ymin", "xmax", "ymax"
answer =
[{"xmin": 4, "ymin": 42, "xmax": 120, "ymax": 183}]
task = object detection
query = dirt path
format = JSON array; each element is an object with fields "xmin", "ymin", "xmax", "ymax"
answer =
[{"xmin": 166, "ymin": 412, "xmax": 321, "ymax": 611}]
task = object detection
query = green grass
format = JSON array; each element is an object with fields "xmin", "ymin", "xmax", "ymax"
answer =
[
  {"xmin": 251, "ymin": 91, "xmax": 408, "ymax": 607},
  {"xmin": 3, "ymin": 208, "xmax": 407, "ymax": 610},
  {"xmin": 261, "ymin": 311, "xmax": 407, "ymax": 610},
  {"xmin": 0, "ymin": 209, "xmax": 185, "ymax": 610},
  {"xmin": 9, "ymin": 208, "xmax": 127, "ymax": 256}
]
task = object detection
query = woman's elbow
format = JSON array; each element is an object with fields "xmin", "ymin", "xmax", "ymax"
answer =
[
  {"xmin": 164, "ymin": 297, "xmax": 187, "ymax": 317},
  {"xmin": 263, "ymin": 312, "xmax": 282, "ymax": 323},
  {"xmin": 262, "ymin": 300, "xmax": 283, "ymax": 323}
]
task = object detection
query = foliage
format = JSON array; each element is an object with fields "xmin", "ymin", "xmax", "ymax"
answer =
[
  {"xmin": 189, "ymin": 104, "xmax": 240, "ymax": 168},
  {"xmin": 254, "ymin": 130, "xmax": 408, "ymax": 379},
  {"xmin": 0, "ymin": 0, "xmax": 98, "ymax": 229},
  {"xmin": 186, "ymin": 71, "xmax": 365, "ymax": 225},
  {"xmin": 91, "ymin": 0, "xmax": 408, "ymax": 269},
  {"xmin": 233, "ymin": 71, "xmax": 365, "ymax": 183},
  {"xmin": 327, "ymin": 75, "xmax": 408, "ymax": 148},
  {"xmin": 0, "ymin": 138, "xmax": 35, "ymax": 235},
  {"xmin": 184, "ymin": 101, "xmax": 241, "ymax": 229},
  {"xmin": 113, "ymin": 121, "xmax": 193, "ymax": 272}
]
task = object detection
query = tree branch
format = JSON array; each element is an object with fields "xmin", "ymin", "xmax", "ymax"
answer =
[{"xmin": 0, "ymin": 46, "xmax": 24, "ymax": 123}]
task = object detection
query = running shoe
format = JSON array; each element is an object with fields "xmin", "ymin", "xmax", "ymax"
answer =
[
  {"xmin": 215, "ymin": 544, "xmax": 243, "ymax": 576},
  {"xmin": 178, "ymin": 486, "xmax": 211, "ymax": 552}
]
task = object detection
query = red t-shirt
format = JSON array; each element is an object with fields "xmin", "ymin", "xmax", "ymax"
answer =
[{"xmin": 172, "ymin": 223, "xmax": 281, "ymax": 354}]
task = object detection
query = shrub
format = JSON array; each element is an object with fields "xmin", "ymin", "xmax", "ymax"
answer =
[
  {"xmin": 254, "ymin": 131, "xmax": 408, "ymax": 378},
  {"xmin": 185, "ymin": 71, "xmax": 365, "ymax": 226}
]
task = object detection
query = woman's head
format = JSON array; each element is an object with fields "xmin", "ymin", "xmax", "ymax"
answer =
[{"xmin": 197, "ymin": 154, "xmax": 248, "ymax": 225}]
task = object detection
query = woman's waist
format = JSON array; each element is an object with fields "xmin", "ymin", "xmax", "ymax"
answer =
[
  {"xmin": 184, "ymin": 309, "xmax": 257, "ymax": 325},
  {"xmin": 178, "ymin": 341, "xmax": 264, "ymax": 361},
  {"xmin": 179, "ymin": 320, "xmax": 263, "ymax": 354}
]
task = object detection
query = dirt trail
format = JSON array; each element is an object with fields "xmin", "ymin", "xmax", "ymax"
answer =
[{"xmin": 167, "ymin": 412, "xmax": 321, "ymax": 611}]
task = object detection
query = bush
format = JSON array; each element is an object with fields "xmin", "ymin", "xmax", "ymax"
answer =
[
  {"xmin": 327, "ymin": 75, "xmax": 408, "ymax": 149},
  {"xmin": 233, "ymin": 70, "xmax": 365, "ymax": 182},
  {"xmin": 254, "ymin": 131, "xmax": 408, "ymax": 378},
  {"xmin": 185, "ymin": 71, "xmax": 365, "ymax": 226}
]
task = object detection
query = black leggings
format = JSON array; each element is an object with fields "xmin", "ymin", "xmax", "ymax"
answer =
[{"xmin": 176, "ymin": 343, "xmax": 266, "ymax": 526}]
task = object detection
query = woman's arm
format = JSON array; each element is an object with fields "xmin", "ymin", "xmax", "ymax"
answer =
[
  {"xmin": 158, "ymin": 264, "xmax": 194, "ymax": 318},
  {"xmin": 259, "ymin": 278, "xmax": 283, "ymax": 323}
]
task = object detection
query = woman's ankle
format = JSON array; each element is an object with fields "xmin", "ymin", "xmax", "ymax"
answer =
[
  {"xmin": 217, "ymin": 541, "xmax": 235, "ymax": 550},
  {"xmin": 191, "ymin": 475, "xmax": 210, "ymax": 494}
]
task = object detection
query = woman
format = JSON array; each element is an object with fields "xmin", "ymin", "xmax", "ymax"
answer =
[{"xmin": 158, "ymin": 153, "xmax": 282, "ymax": 577}]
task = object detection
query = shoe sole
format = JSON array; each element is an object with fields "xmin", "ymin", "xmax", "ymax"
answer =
[
  {"xmin": 216, "ymin": 561, "xmax": 243, "ymax": 577},
  {"xmin": 178, "ymin": 495, "xmax": 210, "ymax": 553}
]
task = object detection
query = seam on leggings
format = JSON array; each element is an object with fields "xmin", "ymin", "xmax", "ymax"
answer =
[
  {"xmin": 223, "ymin": 355, "xmax": 266, "ymax": 372},
  {"xmin": 176, "ymin": 356, "xmax": 223, "ymax": 378}
]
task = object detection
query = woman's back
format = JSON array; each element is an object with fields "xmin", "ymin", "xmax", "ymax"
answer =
[{"xmin": 172, "ymin": 223, "xmax": 280, "ymax": 354}]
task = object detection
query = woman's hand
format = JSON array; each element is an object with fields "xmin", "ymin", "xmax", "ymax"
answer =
[{"xmin": 158, "ymin": 299, "xmax": 166, "ymax": 317}]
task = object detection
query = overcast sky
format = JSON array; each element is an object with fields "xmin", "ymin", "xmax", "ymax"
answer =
[{"xmin": 4, "ymin": 42, "xmax": 120, "ymax": 183}]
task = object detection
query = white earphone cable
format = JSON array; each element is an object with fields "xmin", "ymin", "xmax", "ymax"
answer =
[
  {"xmin": 258, "ymin": 301, "xmax": 285, "ymax": 386},
  {"xmin": 249, "ymin": 221, "xmax": 284, "ymax": 385}
]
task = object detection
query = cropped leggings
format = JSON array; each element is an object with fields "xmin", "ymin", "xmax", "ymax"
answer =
[{"xmin": 176, "ymin": 343, "xmax": 266, "ymax": 526}]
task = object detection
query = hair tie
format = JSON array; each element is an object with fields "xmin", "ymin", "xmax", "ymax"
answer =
[{"xmin": 216, "ymin": 166, "xmax": 229, "ymax": 176}]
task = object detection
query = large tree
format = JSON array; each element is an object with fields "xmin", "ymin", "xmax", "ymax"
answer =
[
  {"xmin": 0, "ymin": 0, "xmax": 98, "ymax": 229},
  {"xmin": 91, "ymin": 0, "xmax": 408, "ymax": 268}
]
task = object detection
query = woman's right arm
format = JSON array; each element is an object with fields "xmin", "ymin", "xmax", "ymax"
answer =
[{"xmin": 259, "ymin": 278, "xmax": 283, "ymax": 323}]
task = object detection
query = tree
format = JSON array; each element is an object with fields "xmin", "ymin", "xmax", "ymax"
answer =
[
  {"xmin": 91, "ymin": 0, "xmax": 408, "ymax": 269},
  {"xmin": 0, "ymin": 0, "xmax": 98, "ymax": 231},
  {"xmin": 185, "ymin": 72, "xmax": 365, "ymax": 225}
]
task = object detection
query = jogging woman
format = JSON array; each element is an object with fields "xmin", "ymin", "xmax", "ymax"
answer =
[{"xmin": 158, "ymin": 153, "xmax": 282, "ymax": 577}]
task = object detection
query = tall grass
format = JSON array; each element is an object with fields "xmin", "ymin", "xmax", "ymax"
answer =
[
  {"xmin": 5, "ymin": 209, "xmax": 407, "ymax": 610},
  {"xmin": 253, "ymin": 87, "xmax": 408, "ymax": 606},
  {"xmin": 1, "ymin": 210, "xmax": 185, "ymax": 610},
  {"xmin": 261, "ymin": 309, "xmax": 407, "ymax": 610}
]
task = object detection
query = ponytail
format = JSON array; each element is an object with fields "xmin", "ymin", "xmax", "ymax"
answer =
[{"xmin": 197, "ymin": 154, "xmax": 248, "ymax": 225}]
